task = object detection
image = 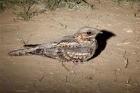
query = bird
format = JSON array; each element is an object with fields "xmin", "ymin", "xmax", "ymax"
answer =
[{"xmin": 8, "ymin": 27, "xmax": 102, "ymax": 62}]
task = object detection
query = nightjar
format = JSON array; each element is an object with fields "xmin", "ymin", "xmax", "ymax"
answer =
[{"xmin": 8, "ymin": 27, "xmax": 102, "ymax": 62}]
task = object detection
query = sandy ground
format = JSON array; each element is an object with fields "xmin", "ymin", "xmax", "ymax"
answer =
[{"xmin": 0, "ymin": 1, "xmax": 140, "ymax": 93}]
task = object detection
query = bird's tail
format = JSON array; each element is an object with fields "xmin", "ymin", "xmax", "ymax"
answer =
[{"xmin": 8, "ymin": 44, "xmax": 44, "ymax": 56}]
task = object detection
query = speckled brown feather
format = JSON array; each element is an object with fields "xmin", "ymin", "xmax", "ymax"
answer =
[{"xmin": 8, "ymin": 27, "xmax": 101, "ymax": 62}]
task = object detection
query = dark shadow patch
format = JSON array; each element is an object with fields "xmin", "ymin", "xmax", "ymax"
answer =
[
  {"xmin": 89, "ymin": 30, "xmax": 116, "ymax": 60},
  {"xmin": 24, "ymin": 44, "xmax": 41, "ymax": 48}
]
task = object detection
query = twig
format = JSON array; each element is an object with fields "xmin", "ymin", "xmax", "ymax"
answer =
[
  {"xmin": 58, "ymin": 22, "xmax": 67, "ymax": 29},
  {"xmin": 39, "ymin": 75, "xmax": 44, "ymax": 82},
  {"xmin": 18, "ymin": 33, "xmax": 34, "ymax": 45},
  {"xmin": 114, "ymin": 68, "xmax": 120, "ymax": 82},
  {"xmin": 61, "ymin": 62, "xmax": 69, "ymax": 71},
  {"xmin": 18, "ymin": 37, "xmax": 26, "ymax": 45},
  {"xmin": 123, "ymin": 56, "xmax": 128, "ymax": 68},
  {"xmin": 126, "ymin": 78, "xmax": 130, "ymax": 84},
  {"xmin": 65, "ymin": 76, "xmax": 68, "ymax": 82},
  {"xmin": 122, "ymin": 50, "xmax": 129, "ymax": 68},
  {"xmin": 114, "ymin": 69, "xmax": 118, "ymax": 82},
  {"xmin": 25, "ymin": 34, "xmax": 33, "ymax": 45}
]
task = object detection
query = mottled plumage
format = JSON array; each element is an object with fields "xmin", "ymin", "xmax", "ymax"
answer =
[{"xmin": 8, "ymin": 27, "xmax": 102, "ymax": 62}]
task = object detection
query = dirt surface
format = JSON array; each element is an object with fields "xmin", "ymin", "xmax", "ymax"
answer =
[{"xmin": 0, "ymin": 1, "xmax": 140, "ymax": 93}]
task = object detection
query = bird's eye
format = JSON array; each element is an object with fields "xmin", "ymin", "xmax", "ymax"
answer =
[{"xmin": 87, "ymin": 31, "xmax": 92, "ymax": 35}]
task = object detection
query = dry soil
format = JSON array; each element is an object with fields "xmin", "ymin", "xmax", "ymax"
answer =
[{"xmin": 0, "ymin": 1, "xmax": 140, "ymax": 93}]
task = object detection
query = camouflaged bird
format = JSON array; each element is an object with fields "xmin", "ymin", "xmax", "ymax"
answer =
[{"xmin": 8, "ymin": 27, "xmax": 102, "ymax": 62}]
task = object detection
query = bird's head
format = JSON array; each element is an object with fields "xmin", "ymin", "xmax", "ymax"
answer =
[{"xmin": 74, "ymin": 27, "xmax": 102, "ymax": 42}]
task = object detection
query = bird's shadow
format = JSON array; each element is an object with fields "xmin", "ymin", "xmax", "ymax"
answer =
[{"xmin": 88, "ymin": 30, "xmax": 116, "ymax": 60}]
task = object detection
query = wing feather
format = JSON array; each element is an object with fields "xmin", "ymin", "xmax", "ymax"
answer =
[{"xmin": 50, "ymin": 35, "xmax": 95, "ymax": 62}]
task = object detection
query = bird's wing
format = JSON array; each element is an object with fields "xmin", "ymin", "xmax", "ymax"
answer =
[
  {"xmin": 51, "ymin": 35, "xmax": 93, "ymax": 62},
  {"xmin": 52, "ymin": 35, "xmax": 80, "ymax": 48}
]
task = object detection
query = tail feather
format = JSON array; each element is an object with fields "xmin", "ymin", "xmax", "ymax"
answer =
[
  {"xmin": 8, "ymin": 47, "xmax": 40, "ymax": 56},
  {"xmin": 8, "ymin": 43, "xmax": 62, "ymax": 58}
]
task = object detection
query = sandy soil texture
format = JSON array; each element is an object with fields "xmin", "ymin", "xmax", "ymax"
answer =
[{"xmin": 0, "ymin": 1, "xmax": 140, "ymax": 93}]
